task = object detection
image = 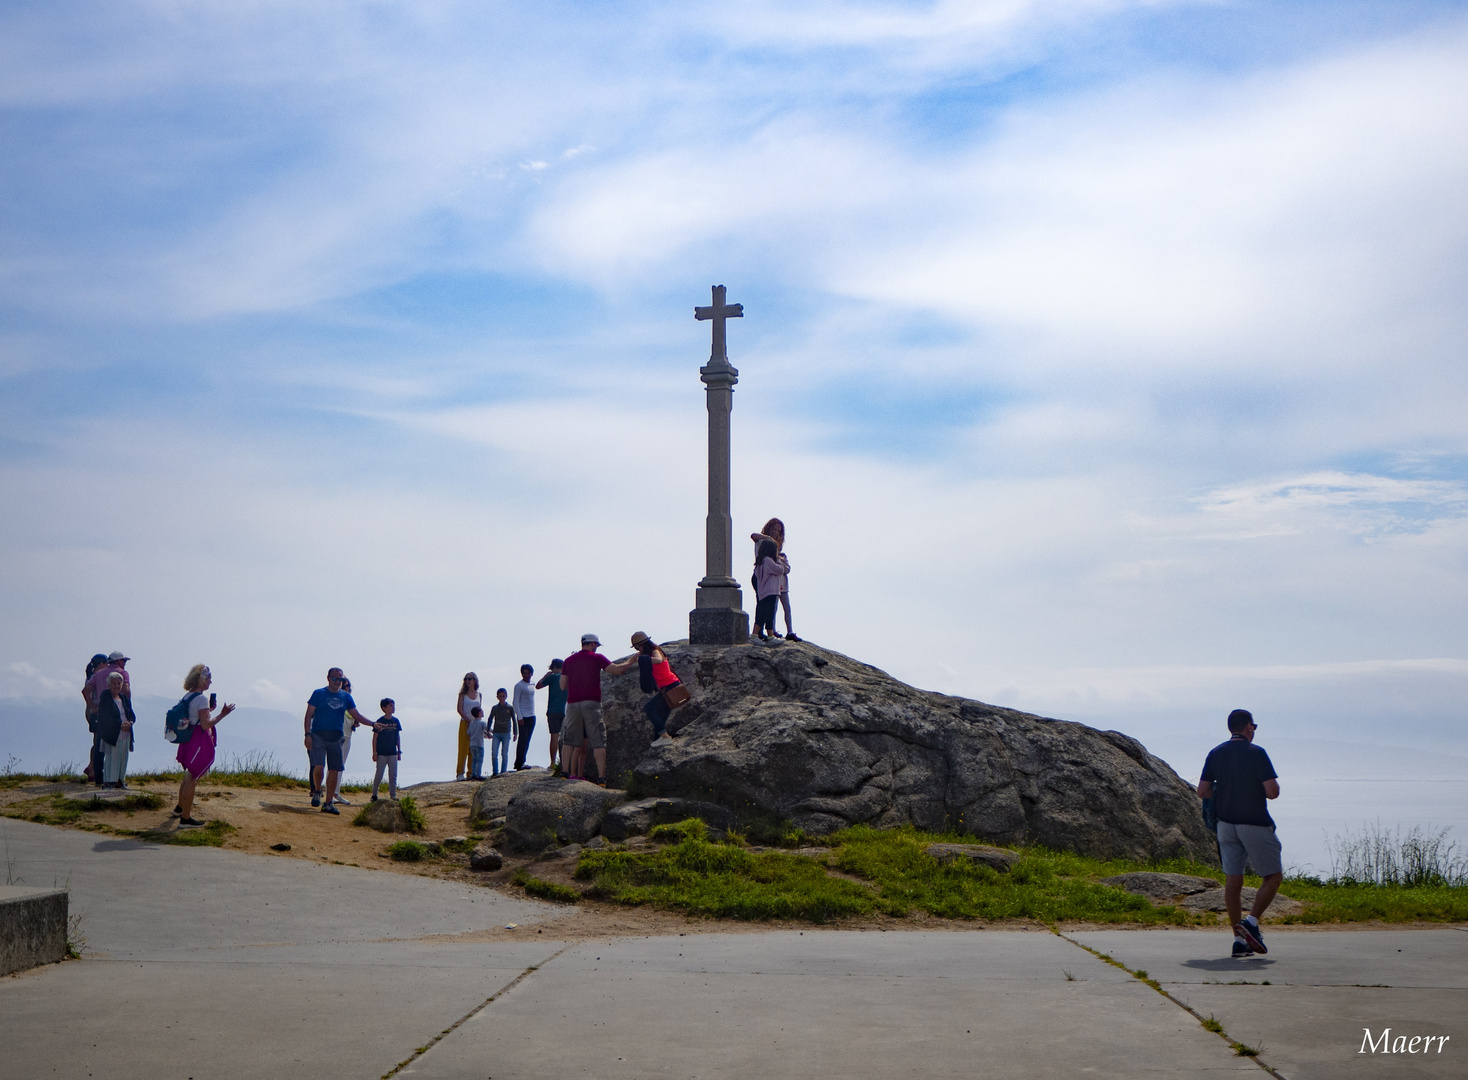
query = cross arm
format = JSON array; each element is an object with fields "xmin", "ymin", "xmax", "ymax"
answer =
[{"xmin": 694, "ymin": 304, "xmax": 744, "ymax": 321}]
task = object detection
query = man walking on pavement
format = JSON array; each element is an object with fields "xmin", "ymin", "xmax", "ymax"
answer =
[
  {"xmin": 304, "ymin": 667, "xmax": 376, "ymax": 814},
  {"xmin": 1198, "ymin": 708, "xmax": 1283, "ymax": 957},
  {"xmin": 560, "ymin": 634, "xmax": 636, "ymax": 784}
]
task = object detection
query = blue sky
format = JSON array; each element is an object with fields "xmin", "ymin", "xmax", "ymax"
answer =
[{"xmin": 3, "ymin": 1, "xmax": 1466, "ymax": 863}]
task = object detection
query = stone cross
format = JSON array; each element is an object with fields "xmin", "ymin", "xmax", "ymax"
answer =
[{"xmin": 689, "ymin": 285, "xmax": 750, "ymax": 645}]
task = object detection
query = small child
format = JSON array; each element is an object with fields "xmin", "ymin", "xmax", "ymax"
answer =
[
  {"xmin": 488, "ymin": 689, "xmax": 517, "ymax": 777},
  {"xmin": 467, "ymin": 707, "xmax": 488, "ymax": 781},
  {"xmin": 370, "ymin": 698, "xmax": 402, "ymax": 801}
]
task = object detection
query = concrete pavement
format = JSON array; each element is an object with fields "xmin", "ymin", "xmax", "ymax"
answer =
[
  {"xmin": 2, "ymin": 817, "xmax": 1463, "ymax": 1080},
  {"xmin": 1069, "ymin": 928, "xmax": 1467, "ymax": 1080}
]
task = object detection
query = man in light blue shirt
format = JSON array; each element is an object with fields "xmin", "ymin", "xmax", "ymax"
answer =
[{"xmin": 512, "ymin": 664, "xmax": 537, "ymax": 770}]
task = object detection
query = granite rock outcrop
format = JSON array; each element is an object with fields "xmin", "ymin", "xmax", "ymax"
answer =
[{"xmin": 596, "ymin": 639, "xmax": 1216, "ymax": 864}]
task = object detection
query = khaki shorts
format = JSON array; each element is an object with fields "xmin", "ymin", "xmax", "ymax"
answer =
[
  {"xmin": 563, "ymin": 700, "xmax": 606, "ymax": 750},
  {"xmin": 1218, "ymin": 821, "xmax": 1283, "ymax": 877}
]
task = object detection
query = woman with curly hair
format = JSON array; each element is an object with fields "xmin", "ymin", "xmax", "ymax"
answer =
[
  {"xmin": 455, "ymin": 672, "xmax": 482, "ymax": 781},
  {"xmin": 750, "ymin": 517, "xmax": 798, "ymax": 641}
]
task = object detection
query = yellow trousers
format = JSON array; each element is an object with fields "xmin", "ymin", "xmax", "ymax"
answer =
[{"xmin": 456, "ymin": 719, "xmax": 471, "ymax": 778}]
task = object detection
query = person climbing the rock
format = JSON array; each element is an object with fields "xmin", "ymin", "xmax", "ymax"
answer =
[
  {"xmin": 1197, "ymin": 708, "xmax": 1283, "ymax": 957},
  {"xmin": 560, "ymin": 633, "xmax": 637, "ymax": 784},
  {"xmin": 630, "ymin": 631, "xmax": 685, "ymax": 747},
  {"xmin": 751, "ymin": 537, "xmax": 786, "ymax": 642},
  {"xmin": 751, "ymin": 518, "xmax": 798, "ymax": 641}
]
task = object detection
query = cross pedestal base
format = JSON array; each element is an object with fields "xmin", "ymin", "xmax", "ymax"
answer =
[{"xmin": 690, "ymin": 585, "xmax": 749, "ymax": 645}]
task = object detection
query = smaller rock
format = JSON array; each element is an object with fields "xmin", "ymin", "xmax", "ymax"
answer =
[
  {"xmin": 424, "ymin": 841, "xmax": 443, "ymax": 856},
  {"xmin": 544, "ymin": 843, "xmax": 583, "ymax": 860},
  {"xmin": 503, "ymin": 777, "xmax": 626, "ymax": 851},
  {"xmin": 601, "ymin": 797, "xmax": 736, "ymax": 841},
  {"xmin": 1179, "ymin": 887, "xmax": 1304, "ymax": 918},
  {"xmin": 355, "ymin": 799, "xmax": 415, "ymax": 834},
  {"xmin": 487, "ymin": 817, "xmax": 507, "ymax": 830},
  {"xmin": 585, "ymin": 836, "xmax": 608, "ymax": 850},
  {"xmin": 469, "ymin": 845, "xmax": 503, "ymax": 872},
  {"xmin": 924, "ymin": 843, "xmax": 1019, "ymax": 872},
  {"xmin": 269, "ymin": 843, "xmax": 291, "ymax": 852},
  {"xmin": 443, "ymin": 835, "xmax": 469, "ymax": 848},
  {"xmin": 1101, "ymin": 872, "xmax": 1219, "ymax": 899}
]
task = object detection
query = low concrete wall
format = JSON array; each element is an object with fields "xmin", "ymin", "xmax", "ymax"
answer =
[{"xmin": 0, "ymin": 886, "xmax": 69, "ymax": 976}]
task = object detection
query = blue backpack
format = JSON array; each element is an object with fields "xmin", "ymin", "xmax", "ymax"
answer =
[{"xmin": 164, "ymin": 692, "xmax": 202, "ymax": 744}]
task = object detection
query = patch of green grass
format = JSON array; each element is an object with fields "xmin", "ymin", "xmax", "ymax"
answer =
[
  {"xmin": 825, "ymin": 826, "xmax": 1197, "ymax": 925},
  {"xmin": 513, "ymin": 870, "xmax": 583, "ymax": 903},
  {"xmin": 54, "ymin": 792, "xmax": 165, "ymax": 813},
  {"xmin": 399, "ymin": 796, "xmax": 427, "ymax": 834},
  {"xmin": 440, "ymin": 835, "xmax": 479, "ymax": 854},
  {"xmin": 1201, "ymin": 1015, "xmax": 1224, "ymax": 1033},
  {"xmin": 387, "ymin": 840, "xmax": 431, "ymax": 861},
  {"xmin": 1274, "ymin": 877, "xmax": 1468, "ymax": 923},
  {"xmin": 578, "ymin": 819, "xmax": 883, "ymax": 922},
  {"xmin": 1231, "ymin": 1042, "xmax": 1262, "ymax": 1057},
  {"xmin": 165, "ymin": 820, "xmax": 237, "ymax": 847}
]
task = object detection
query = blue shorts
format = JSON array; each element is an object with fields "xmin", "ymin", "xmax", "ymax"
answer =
[
  {"xmin": 1217, "ymin": 821, "xmax": 1282, "ymax": 877},
  {"xmin": 309, "ymin": 729, "xmax": 345, "ymax": 772}
]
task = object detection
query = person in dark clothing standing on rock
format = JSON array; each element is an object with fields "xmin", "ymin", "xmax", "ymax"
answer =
[
  {"xmin": 537, "ymin": 659, "xmax": 567, "ymax": 774},
  {"xmin": 1198, "ymin": 708, "xmax": 1282, "ymax": 957}
]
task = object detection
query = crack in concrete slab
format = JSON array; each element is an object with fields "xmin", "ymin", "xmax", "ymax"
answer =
[{"xmin": 381, "ymin": 944, "xmax": 571, "ymax": 1079}]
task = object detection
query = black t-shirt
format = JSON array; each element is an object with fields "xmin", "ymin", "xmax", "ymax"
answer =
[
  {"xmin": 374, "ymin": 716, "xmax": 401, "ymax": 756},
  {"xmin": 1201, "ymin": 738, "xmax": 1278, "ymax": 827}
]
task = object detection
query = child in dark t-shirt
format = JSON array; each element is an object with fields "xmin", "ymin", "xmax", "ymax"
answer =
[
  {"xmin": 371, "ymin": 698, "xmax": 402, "ymax": 801},
  {"xmin": 488, "ymin": 690, "xmax": 516, "ymax": 777}
]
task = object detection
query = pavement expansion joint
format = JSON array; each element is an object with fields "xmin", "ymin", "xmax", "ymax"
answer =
[
  {"xmin": 379, "ymin": 944, "xmax": 571, "ymax": 1080},
  {"xmin": 1056, "ymin": 930, "xmax": 1286, "ymax": 1079}
]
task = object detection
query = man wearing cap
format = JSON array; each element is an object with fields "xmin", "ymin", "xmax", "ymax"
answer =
[
  {"xmin": 1198, "ymin": 708, "xmax": 1283, "ymax": 957},
  {"xmin": 304, "ymin": 667, "xmax": 376, "ymax": 814},
  {"xmin": 82, "ymin": 652, "xmax": 131, "ymax": 787},
  {"xmin": 560, "ymin": 634, "xmax": 636, "ymax": 784}
]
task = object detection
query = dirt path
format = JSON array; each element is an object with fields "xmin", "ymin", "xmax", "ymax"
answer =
[{"xmin": 3, "ymin": 777, "xmax": 1451, "ymax": 940}]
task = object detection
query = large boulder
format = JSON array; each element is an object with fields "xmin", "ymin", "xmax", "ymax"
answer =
[
  {"xmin": 598, "ymin": 640, "xmax": 1217, "ymax": 864},
  {"xmin": 503, "ymin": 777, "xmax": 626, "ymax": 852},
  {"xmin": 470, "ymin": 768, "xmax": 552, "ymax": 824}
]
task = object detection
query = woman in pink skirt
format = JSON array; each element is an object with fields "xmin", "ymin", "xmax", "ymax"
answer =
[{"xmin": 174, "ymin": 663, "xmax": 236, "ymax": 827}]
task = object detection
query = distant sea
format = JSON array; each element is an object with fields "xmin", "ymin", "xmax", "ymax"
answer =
[{"xmin": 4, "ymin": 698, "xmax": 1462, "ymax": 875}]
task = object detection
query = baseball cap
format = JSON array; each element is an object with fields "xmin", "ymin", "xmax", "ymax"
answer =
[
  {"xmin": 107, "ymin": 651, "xmax": 129, "ymax": 662},
  {"xmin": 581, "ymin": 633, "xmax": 600, "ymax": 646}
]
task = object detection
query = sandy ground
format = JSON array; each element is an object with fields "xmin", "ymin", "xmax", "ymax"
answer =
[{"xmin": 3, "ymin": 776, "xmax": 1454, "ymax": 941}]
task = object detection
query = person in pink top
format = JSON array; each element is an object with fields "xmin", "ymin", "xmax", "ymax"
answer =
[
  {"xmin": 559, "ymin": 633, "xmax": 636, "ymax": 785},
  {"xmin": 82, "ymin": 651, "xmax": 131, "ymax": 786}
]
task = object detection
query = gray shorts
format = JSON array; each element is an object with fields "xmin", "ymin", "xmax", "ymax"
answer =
[
  {"xmin": 563, "ymin": 701, "xmax": 605, "ymax": 750},
  {"xmin": 308, "ymin": 729, "xmax": 344, "ymax": 772},
  {"xmin": 1218, "ymin": 821, "xmax": 1283, "ymax": 877}
]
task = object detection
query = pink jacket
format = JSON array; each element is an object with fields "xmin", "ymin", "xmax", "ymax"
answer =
[{"xmin": 755, "ymin": 554, "xmax": 789, "ymax": 600}]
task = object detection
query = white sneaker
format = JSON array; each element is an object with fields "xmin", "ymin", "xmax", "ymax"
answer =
[
  {"xmin": 651, "ymin": 734, "xmax": 674, "ymax": 747},
  {"xmin": 333, "ymin": 795, "xmax": 352, "ymax": 806}
]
